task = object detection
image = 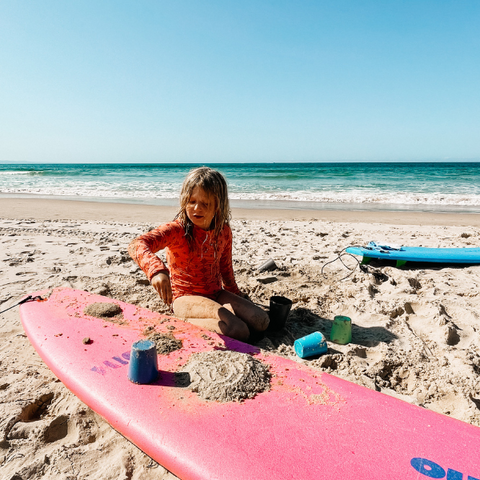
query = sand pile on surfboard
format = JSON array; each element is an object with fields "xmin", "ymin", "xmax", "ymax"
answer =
[{"xmin": 182, "ymin": 350, "xmax": 271, "ymax": 402}]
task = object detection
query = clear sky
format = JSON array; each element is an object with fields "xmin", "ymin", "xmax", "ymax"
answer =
[{"xmin": 1, "ymin": 1, "xmax": 479, "ymax": 163}]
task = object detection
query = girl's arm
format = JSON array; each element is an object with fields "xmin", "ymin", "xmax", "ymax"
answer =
[
  {"xmin": 128, "ymin": 222, "xmax": 178, "ymax": 282},
  {"xmin": 128, "ymin": 222, "xmax": 182, "ymax": 305},
  {"xmin": 219, "ymin": 226, "xmax": 243, "ymax": 296}
]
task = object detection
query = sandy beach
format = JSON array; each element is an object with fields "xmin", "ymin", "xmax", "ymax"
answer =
[{"xmin": 1, "ymin": 198, "xmax": 480, "ymax": 479}]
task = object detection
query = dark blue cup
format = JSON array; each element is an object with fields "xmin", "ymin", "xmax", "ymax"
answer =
[{"xmin": 128, "ymin": 339, "xmax": 159, "ymax": 384}]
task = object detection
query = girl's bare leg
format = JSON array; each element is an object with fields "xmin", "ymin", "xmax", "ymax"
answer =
[
  {"xmin": 173, "ymin": 295, "xmax": 250, "ymax": 341},
  {"xmin": 216, "ymin": 290, "xmax": 270, "ymax": 331}
]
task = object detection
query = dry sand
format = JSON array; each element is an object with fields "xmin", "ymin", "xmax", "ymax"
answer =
[{"xmin": 1, "ymin": 198, "xmax": 480, "ymax": 479}]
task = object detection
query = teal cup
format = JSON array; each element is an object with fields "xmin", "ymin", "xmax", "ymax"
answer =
[
  {"xmin": 330, "ymin": 316, "xmax": 352, "ymax": 345},
  {"xmin": 294, "ymin": 332, "xmax": 328, "ymax": 359},
  {"xmin": 128, "ymin": 339, "xmax": 159, "ymax": 384}
]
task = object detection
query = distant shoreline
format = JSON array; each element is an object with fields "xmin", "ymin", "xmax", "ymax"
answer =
[{"xmin": 2, "ymin": 193, "xmax": 480, "ymax": 215}]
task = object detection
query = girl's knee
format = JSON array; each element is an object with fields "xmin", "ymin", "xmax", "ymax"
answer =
[
  {"xmin": 252, "ymin": 309, "xmax": 270, "ymax": 331},
  {"xmin": 172, "ymin": 296, "xmax": 188, "ymax": 317},
  {"xmin": 173, "ymin": 295, "xmax": 219, "ymax": 320}
]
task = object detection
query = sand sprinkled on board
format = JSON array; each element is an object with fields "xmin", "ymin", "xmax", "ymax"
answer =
[
  {"xmin": 182, "ymin": 350, "xmax": 271, "ymax": 402},
  {"xmin": 148, "ymin": 333, "xmax": 182, "ymax": 355}
]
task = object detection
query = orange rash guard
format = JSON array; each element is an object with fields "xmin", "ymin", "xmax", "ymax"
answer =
[{"xmin": 128, "ymin": 219, "xmax": 242, "ymax": 301}]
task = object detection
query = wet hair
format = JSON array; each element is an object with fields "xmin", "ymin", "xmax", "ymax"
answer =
[{"xmin": 176, "ymin": 167, "xmax": 231, "ymax": 243}]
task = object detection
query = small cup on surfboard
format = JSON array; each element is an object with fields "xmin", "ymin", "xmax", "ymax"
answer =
[{"xmin": 128, "ymin": 339, "xmax": 159, "ymax": 384}]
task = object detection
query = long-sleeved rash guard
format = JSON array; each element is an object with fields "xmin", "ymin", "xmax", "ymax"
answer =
[{"xmin": 128, "ymin": 219, "xmax": 242, "ymax": 301}]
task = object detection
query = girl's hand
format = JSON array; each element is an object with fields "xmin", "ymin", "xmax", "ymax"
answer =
[{"xmin": 151, "ymin": 272, "xmax": 173, "ymax": 305}]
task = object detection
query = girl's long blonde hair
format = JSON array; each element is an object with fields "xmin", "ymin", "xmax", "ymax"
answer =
[{"xmin": 176, "ymin": 167, "xmax": 231, "ymax": 243}]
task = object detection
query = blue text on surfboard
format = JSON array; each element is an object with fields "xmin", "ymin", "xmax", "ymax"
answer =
[
  {"xmin": 411, "ymin": 457, "xmax": 479, "ymax": 479},
  {"xmin": 91, "ymin": 351, "xmax": 130, "ymax": 375}
]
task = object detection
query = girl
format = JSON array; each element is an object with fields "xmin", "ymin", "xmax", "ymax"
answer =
[{"xmin": 128, "ymin": 167, "xmax": 269, "ymax": 341}]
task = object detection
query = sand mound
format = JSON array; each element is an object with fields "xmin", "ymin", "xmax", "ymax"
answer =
[
  {"xmin": 182, "ymin": 351, "xmax": 271, "ymax": 402},
  {"xmin": 84, "ymin": 302, "xmax": 123, "ymax": 319}
]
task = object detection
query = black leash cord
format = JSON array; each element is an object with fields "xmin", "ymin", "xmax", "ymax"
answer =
[
  {"xmin": 0, "ymin": 295, "xmax": 43, "ymax": 315},
  {"xmin": 321, "ymin": 245, "xmax": 369, "ymax": 282}
]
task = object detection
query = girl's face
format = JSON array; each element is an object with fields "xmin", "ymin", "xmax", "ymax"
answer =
[{"xmin": 186, "ymin": 186, "xmax": 217, "ymax": 230}]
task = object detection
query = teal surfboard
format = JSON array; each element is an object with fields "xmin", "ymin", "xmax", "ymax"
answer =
[{"xmin": 346, "ymin": 242, "xmax": 480, "ymax": 267}]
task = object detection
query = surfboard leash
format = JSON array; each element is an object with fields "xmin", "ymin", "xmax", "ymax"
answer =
[
  {"xmin": 321, "ymin": 245, "xmax": 379, "ymax": 282},
  {"xmin": 0, "ymin": 295, "xmax": 45, "ymax": 315}
]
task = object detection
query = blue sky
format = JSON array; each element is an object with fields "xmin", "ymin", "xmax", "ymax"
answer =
[{"xmin": 1, "ymin": 1, "xmax": 479, "ymax": 163}]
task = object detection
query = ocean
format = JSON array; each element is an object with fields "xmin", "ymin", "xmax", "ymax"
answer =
[{"xmin": 1, "ymin": 162, "xmax": 480, "ymax": 213}]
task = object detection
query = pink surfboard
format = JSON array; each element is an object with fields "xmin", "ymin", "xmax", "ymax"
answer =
[{"xmin": 20, "ymin": 288, "xmax": 480, "ymax": 480}]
